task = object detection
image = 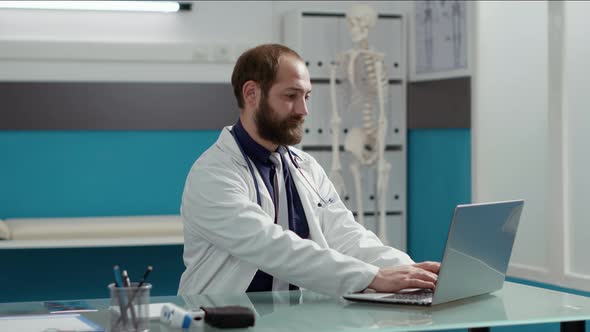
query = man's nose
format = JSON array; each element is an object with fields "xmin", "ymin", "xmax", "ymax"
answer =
[{"xmin": 296, "ymin": 98, "xmax": 309, "ymax": 117}]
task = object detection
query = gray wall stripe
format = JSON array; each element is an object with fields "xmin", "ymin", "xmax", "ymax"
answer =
[
  {"xmin": 0, "ymin": 82, "xmax": 238, "ymax": 130},
  {"xmin": 407, "ymin": 77, "xmax": 471, "ymax": 129},
  {"xmin": 1, "ymin": 78, "xmax": 471, "ymax": 130}
]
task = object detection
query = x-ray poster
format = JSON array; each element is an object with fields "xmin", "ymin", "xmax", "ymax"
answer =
[{"xmin": 414, "ymin": 0, "xmax": 468, "ymax": 77}]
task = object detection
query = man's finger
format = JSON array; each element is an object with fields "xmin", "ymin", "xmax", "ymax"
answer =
[
  {"xmin": 405, "ymin": 279, "xmax": 436, "ymax": 290},
  {"xmin": 412, "ymin": 268, "xmax": 438, "ymax": 283},
  {"xmin": 413, "ymin": 261, "xmax": 441, "ymax": 274}
]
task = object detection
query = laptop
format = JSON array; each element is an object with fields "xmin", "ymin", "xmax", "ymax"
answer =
[{"xmin": 344, "ymin": 200, "xmax": 524, "ymax": 306}]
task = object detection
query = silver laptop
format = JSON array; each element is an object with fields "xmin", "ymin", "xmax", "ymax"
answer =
[{"xmin": 344, "ymin": 200, "xmax": 524, "ymax": 306}]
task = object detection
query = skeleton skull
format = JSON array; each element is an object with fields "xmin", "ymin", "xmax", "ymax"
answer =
[{"xmin": 346, "ymin": 4, "xmax": 378, "ymax": 43}]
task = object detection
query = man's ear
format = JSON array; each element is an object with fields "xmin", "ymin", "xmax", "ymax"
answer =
[{"xmin": 242, "ymin": 81, "xmax": 260, "ymax": 109}]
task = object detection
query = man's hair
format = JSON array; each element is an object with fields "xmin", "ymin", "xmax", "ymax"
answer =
[{"xmin": 231, "ymin": 44, "xmax": 303, "ymax": 109}]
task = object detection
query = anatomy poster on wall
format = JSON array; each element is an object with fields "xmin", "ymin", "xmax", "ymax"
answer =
[{"xmin": 410, "ymin": 0, "xmax": 471, "ymax": 81}]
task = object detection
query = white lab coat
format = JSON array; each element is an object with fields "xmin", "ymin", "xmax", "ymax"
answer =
[{"xmin": 178, "ymin": 126, "xmax": 413, "ymax": 297}]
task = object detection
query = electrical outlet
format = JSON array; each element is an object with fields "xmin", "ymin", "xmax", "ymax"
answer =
[
  {"xmin": 191, "ymin": 44, "xmax": 210, "ymax": 62},
  {"xmin": 211, "ymin": 44, "xmax": 233, "ymax": 63}
]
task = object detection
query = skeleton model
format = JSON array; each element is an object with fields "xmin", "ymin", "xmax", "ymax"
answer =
[{"xmin": 329, "ymin": 4, "xmax": 391, "ymax": 241}]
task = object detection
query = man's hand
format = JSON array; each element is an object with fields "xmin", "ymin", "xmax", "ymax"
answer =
[{"xmin": 367, "ymin": 261, "xmax": 441, "ymax": 293}]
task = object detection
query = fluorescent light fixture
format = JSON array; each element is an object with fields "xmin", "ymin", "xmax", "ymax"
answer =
[{"xmin": 0, "ymin": 1, "xmax": 189, "ymax": 13}]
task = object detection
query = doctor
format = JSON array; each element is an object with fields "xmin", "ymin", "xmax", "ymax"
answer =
[{"xmin": 178, "ymin": 44, "xmax": 439, "ymax": 297}]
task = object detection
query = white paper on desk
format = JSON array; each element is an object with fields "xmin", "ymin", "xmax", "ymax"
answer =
[{"xmin": 0, "ymin": 313, "xmax": 103, "ymax": 332}]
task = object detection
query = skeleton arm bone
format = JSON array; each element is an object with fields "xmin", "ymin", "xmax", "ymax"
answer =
[
  {"xmin": 328, "ymin": 62, "xmax": 347, "ymax": 197},
  {"xmin": 374, "ymin": 58, "xmax": 391, "ymax": 242},
  {"xmin": 350, "ymin": 161, "xmax": 364, "ymax": 226}
]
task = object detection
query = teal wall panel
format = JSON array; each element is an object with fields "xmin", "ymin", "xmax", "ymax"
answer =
[
  {"xmin": 0, "ymin": 130, "xmax": 220, "ymax": 218},
  {"xmin": 407, "ymin": 129, "xmax": 472, "ymax": 262}
]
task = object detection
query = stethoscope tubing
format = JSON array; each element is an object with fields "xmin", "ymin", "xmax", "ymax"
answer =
[{"xmin": 229, "ymin": 128, "xmax": 331, "ymax": 209}]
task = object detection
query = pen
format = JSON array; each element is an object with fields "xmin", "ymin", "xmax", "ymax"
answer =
[
  {"xmin": 122, "ymin": 270, "xmax": 139, "ymax": 329},
  {"xmin": 116, "ymin": 265, "xmax": 153, "ymax": 326},
  {"xmin": 122, "ymin": 270, "xmax": 131, "ymax": 287},
  {"xmin": 112, "ymin": 265, "xmax": 129, "ymax": 326},
  {"xmin": 137, "ymin": 265, "xmax": 153, "ymax": 287},
  {"xmin": 113, "ymin": 265, "xmax": 125, "ymax": 288}
]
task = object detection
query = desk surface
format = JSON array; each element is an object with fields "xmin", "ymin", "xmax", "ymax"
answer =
[{"xmin": 1, "ymin": 282, "xmax": 589, "ymax": 331}]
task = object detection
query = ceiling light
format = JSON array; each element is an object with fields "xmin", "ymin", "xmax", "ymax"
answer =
[{"xmin": 0, "ymin": 1, "xmax": 191, "ymax": 13}]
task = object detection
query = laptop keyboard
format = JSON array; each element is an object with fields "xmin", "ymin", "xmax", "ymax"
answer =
[{"xmin": 383, "ymin": 289, "xmax": 434, "ymax": 301}]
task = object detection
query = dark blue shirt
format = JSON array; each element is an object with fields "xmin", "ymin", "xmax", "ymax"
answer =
[{"xmin": 232, "ymin": 120, "xmax": 309, "ymax": 292}]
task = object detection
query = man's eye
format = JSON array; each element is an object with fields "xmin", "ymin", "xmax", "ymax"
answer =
[
  {"xmin": 305, "ymin": 95, "xmax": 311, "ymax": 100},
  {"xmin": 286, "ymin": 94, "xmax": 296, "ymax": 99}
]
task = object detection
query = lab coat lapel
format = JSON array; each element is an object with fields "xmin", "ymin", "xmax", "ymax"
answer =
[
  {"xmin": 286, "ymin": 156, "xmax": 329, "ymax": 248},
  {"xmin": 218, "ymin": 126, "xmax": 275, "ymax": 219}
]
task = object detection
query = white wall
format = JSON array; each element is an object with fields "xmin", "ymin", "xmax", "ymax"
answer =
[
  {"xmin": 563, "ymin": 1, "xmax": 590, "ymax": 288},
  {"xmin": 0, "ymin": 1, "xmax": 406, "ymax": 82},
  {"xmin": 474, "ymin": 0, "xmax": 590, "ymax": 291},
  {"xmin": 473, "ymin": 0, "xmax": 550, "ymax": 277}
]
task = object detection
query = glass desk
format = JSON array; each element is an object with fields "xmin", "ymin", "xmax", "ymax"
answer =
[{"xmin": 0, "ymin": 282, "xmax": 588, "ymax": 332}]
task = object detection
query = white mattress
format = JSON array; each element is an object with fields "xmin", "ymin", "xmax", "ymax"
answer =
[{"xmin": 1, "ymin": 215, "xmax": 183, "ymax": 240}]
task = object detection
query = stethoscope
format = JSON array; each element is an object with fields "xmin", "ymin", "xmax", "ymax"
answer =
[{"xmin": 229, "ymin": 128, "xmax": 333, "ymax": 208}]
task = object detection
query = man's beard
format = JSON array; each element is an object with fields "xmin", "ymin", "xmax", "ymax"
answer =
[{"xmin": 255, "ymin": 96, "xmax": 304, "ymax": 147}]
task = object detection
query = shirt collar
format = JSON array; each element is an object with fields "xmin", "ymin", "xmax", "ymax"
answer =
[{"xmin": 233, "ymin": 119, "xmax": 274, "ymax": 165}]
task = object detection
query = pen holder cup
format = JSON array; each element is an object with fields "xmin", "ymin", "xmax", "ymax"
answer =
[{"xmin": 108, "ymin": 282, "xmax": 152, "ymax": 332}]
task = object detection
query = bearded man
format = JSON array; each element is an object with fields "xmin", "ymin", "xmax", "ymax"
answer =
[{"xmin": 178, "ymin": 44, "xmax": 439, "ymax": 297}]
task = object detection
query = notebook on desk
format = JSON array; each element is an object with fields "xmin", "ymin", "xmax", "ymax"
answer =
[{"xmin": 344, "ymin": 200, "xmax": 524, "ymax": 306}]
